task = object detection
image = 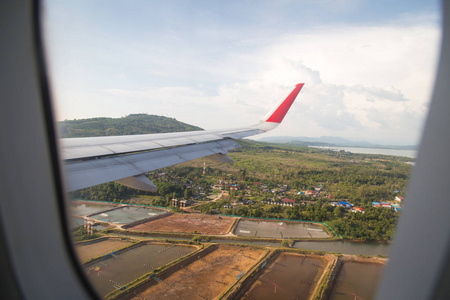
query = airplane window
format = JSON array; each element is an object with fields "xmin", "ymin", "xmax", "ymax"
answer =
[{"xmin": 41, "ymin": 1, "xmax": 441, "ymax": 299}]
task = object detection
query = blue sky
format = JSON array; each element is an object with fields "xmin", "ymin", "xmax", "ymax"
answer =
[{"xmin": 43, "ymin": 0, "xmax": 441, "ymax": 145}]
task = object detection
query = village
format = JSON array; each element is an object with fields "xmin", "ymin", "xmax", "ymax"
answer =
[{"xmin": 168, "ymin": 175, "xmax": 404, "ymax": 216}]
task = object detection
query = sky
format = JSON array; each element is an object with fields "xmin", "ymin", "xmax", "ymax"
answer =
[{"xmin": 43, "ymin": 0, "xmax": 441, "ymax": 145}]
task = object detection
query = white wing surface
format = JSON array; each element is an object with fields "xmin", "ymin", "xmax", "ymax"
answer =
[{"xmin": 62, "ymin": 83, "xmax": 304, "ymax": 192}]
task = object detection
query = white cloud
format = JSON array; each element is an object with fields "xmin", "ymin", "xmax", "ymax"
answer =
[
  {"xmin": 207, "ymin": 20, "xmax": 441, "ymax": 144},
  {"xmin": 51, "ymin": 9, "xmax": 440, "ymax": 145}
]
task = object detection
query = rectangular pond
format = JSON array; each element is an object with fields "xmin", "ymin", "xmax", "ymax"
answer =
[
  {"xmin": 71, "ymin": 217, "xmax": 85, "ymax": 228},
  {"xmin": 128, "ymin": 213, "xmax": 235, "ymax": 235},
  {"xmin": 75, "ymin": 238, "xmax": 133, "ymax": 262},
  {"xmin": 330, "ymin": 261, "xmax": 385, "ymax": 300},
  {"xmin": 241, "ymin": 253, "xmax": 329, "ymax": 300},
  {"xmin": 70, "ymin": 201, "xmax": 118, "ymax": 217},
  {"xmin": 131, "ymin": 245, "xmax": 267, "ymax": 300},
  {"xmin": 84, "ymin": 243, "xmax": 197, "ymax": 297},
  {"xmin": 293, "ymin": 240, "xmax": 391, "ymax": 256},
  {"xmin": 235, "ymin": 219, "xmax": 330, "ymax": 239},
  {"xmin": 89, "ymin": 206, "xmax": 168, "ymax": 225}
]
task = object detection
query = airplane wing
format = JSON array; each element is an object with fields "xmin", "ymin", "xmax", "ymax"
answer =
[{"xmin": 62, "ymin": 83, "xmax": 304, "ymax": 192}]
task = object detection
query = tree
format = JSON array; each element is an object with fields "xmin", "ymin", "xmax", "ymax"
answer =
[
  {"xmin": 282, "ymin": 239, "xmax": 293, "ymax": 247},
  {"xmin": 184, "ymin": 188, "xmax": 192, "ymax": 199},
  {"xmin": 333, "ymin": 206, "xmax": 342, "ymax": 218},
  {"xmin": 192, "ymin": 236, "xmax": 202, "ymax": 242}
]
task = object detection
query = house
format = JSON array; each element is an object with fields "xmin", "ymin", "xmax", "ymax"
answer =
[
  {"xmin": 237, "ymin": 199, "xmax": 249, "ymax": 205},
  {"xmin": 297, "ymin": 191, "xmax": 304, "ymax": 195},
  {"xmin": 372, "ymin": 201, "xmax": 381, "ymax": 207},
  {"xmin": 352, "ymin": 207, "xmax": 365, "ymax": 213},
  {"xmin": 381, "ymin": 202, "xmax": 392, "ymax": 208},
  {"xmin": 395, "ymin": 196, "xmax": 405, "ymax": 202},
  {"xmin": 305, "ymin": 190, "xmax": 315, "ymax": 195},
  {"xmin": 339, "ymin": 201, "xmax": 353, "ymax": 208},
  {"xmin": 278, "ymin": 185, "xmax": 288, "ymax": 192},
  {"xmin": 230, "ymin": 184, "xmax": 239, "ymax": 191},
  {"xmin": 281, "ymin": 198, "xmax": 295, "ymax": 203}
]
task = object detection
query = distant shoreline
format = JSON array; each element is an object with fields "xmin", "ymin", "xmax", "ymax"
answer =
[{"xmin": 309, "ymin": 146, "xmax": 417, "ymax": 158}]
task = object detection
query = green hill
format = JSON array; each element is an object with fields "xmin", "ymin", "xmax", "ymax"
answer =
[{"xmin": 58, "ymin": 114, "xmax": 203, "ymax": 138}]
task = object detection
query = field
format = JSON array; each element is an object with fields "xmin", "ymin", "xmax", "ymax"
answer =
[
  {"xmin": 75, "ymin": 238, "xmax": 133, "ymax": 262},
  {"xmin": 83, "ymin": 242, "xmax": 198, "ymax": 297},
  {"xmin": 240, "ymin": 253, "xmax": 332, "ymax": 300},
  {"xmin": 127, "ymin": 213, "xmax": 236, "ymax": 235},
  {"xmin": 125, "ymin": 244, "xmax": 267, "ymax": 300}
]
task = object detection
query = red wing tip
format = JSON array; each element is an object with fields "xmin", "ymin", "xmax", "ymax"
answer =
[
  {"xmin": 264, "ymin": 83, "xmax": 304, "ymax": 123},
  {"xmin": 266, "ymin": 83, "xmax": 304, "ymax": 123}
]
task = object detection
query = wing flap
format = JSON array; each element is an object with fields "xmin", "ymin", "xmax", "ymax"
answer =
[
  {"xmin": 115, "ymin": 175, "xmax": 157, "ymax": 192},
  {"xmin": 64, "ymin": 139, "xmax": 241, "ymax": 192}
]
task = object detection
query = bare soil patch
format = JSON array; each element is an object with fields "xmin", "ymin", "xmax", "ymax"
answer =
[
  {"xmin": 128, "ymin": 213, "xmax": 236, "ymax": 235},
  {"xmin": 127, "ymin": 244, "xmax": 267, "ymax": 300}
]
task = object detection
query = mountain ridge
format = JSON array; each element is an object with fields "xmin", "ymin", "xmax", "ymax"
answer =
[{"xmin": 59, "ymin": 114, "xmax": 203, "ymax": 138}]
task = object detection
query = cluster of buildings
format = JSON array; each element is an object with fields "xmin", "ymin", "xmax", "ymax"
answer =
[
  {"xmin": 372, "ymin": 202, "xmax": 402, "ymax": 212},
  {"xmin": 328, "ymin": 197, "xmax": 403, "ymax": 214},
  {"xmin": 297, "ymin": 185, "xmax": 326, "ymax": 198},
  {"xmin": 262, "ymin": 198, "xmax": 296, "ymax": 207},
  {"xmin": 372, "ymin": 196, "xmax": 404, "ymax": 212},
  {"xmin": 330, "ymin": 201, "xmax": 366, "ymax": 213},
  {"xmin": 212, "ymin": 178, "xmax": 405, "ymax": 214}
]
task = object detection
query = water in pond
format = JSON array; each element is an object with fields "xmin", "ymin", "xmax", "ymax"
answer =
[
  {"xmin": 235, "ymin": 220, "xmax": 330, "ymax": 239},
  {"xmin": 84, "ymin": 243, "xmax": 196, "ymax": 297},
  {"xmin": 293, "ymin": 240, "xmax": 390, "ymax": 256},
  {"xmin": 71, "ymin": 217, "xmax": 85, "ymax": 228},
  {"xmin": 93, "ymin": 224, "xmax": 108, "ymax": 231},
  {"xmin": 112, "ymin": 234, "xmax": 390, "ymax": 256},
  {"xmin": 70, "ymin": 202, "xmax": 117, "ymax": 216},
  {"xmin": 111, "ymin": 234, "xmax": 282, "ymax": 247},
  {"xmin": 89, "ymin": 206, "xmax": 167, "ymax": 224},
  {"xmin": 242, "ymin": 253, "xmax": 327, "ymax": 300},
  {"xmin": 71, "ymin": 216, "xmax": 109, "ymax": 230},
  {"xmin": 210, "ymin": 239, "xmax": 281, "ymax": 247},
  {"xmin": 330, "ymin": 261, "xmax": 385, "ymax": 300}
]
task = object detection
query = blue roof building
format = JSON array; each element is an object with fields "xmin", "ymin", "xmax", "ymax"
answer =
[{"xmin": 339, "ymin": 201, "xmax": 353, "ymax": 208}]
